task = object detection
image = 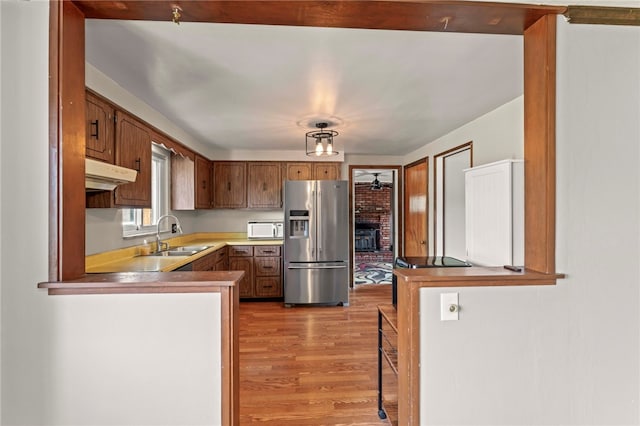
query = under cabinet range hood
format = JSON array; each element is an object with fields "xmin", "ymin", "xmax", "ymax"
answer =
[{"xmin": 85, "ymin": 158, "xmax": 137, "ymax": 191}]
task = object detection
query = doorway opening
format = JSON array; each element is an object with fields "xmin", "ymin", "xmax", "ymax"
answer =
[
  {"xmin": 434, "ymin": 142, "xmax": 473, "ymax": 259},
  {"xmin": 350, "ymin": 166, "xmax": 402, "ymax": 286}
]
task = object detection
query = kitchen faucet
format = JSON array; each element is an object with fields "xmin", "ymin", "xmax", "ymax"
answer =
[{"xmin": 156, "ymin": 214, "xmax": 183, "ymax": 252}]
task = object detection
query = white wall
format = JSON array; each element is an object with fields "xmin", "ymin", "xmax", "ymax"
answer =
[
  {"xmin": 85, "ymin": 207, "xmax": 201, "ymax": 255},
  {"xmin": 87, "ymin": 64, "xmax": 214, "ymax": 157},
  {"xmin": 1, "ymin": 1, "xmax": 51, "ymax": 424},
  {"xmin": 1, "ymin": 5, "xmax": 227, "ymax": 425},
  {"xmin": 404, "ymin": 96, "xmax": 524, "ymax": 254},
  {"xmin": 418, "ymin": 17, "xmax": 640, "ymax": 425},
  {"xmin": 555, "ymin": 18, "xmax": 639, "ymax": 424},
  {"xmin": 420, "ymin": 285, "xmax": 571, "ymax": 424},
  {"xmin": 0, "ymin": 0, "xmax": 3, "ymax": 418},
  {"xmin": 47, "ymin": 293, "xmax": 222, "ymax": 425}
]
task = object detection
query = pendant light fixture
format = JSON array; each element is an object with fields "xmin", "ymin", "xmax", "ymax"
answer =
[
  {"xmin": 306, "ymin": 122, "xmax": 339, "ymax": 156},
  {"xmin": 370, "ymin": 173, "xmax": 382, "ymax": 190}
]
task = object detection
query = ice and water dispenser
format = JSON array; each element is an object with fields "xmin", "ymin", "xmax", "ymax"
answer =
[{"xmin": 288, "ymin": 210, "xmax": 309, "ymax": 238}]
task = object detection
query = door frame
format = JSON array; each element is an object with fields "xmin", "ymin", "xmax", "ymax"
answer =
[
  {"xmin": 433, "ymin": 141, "xmax": 473, "ymax": 257},
  {"xmin": 348, "ymin": 164, "xmax": 403, "ymax": 288}
]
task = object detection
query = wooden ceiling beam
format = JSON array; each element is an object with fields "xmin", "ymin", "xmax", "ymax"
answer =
[
  {"xmin": 72, "ymin": 1, "xmax": 566, "ymax": 35},
  {"xmin": 565, "ymin": 6, "xmax": 640, "ymax": 26}
]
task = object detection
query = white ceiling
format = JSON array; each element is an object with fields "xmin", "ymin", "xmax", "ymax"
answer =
[
  {"xmin": 354, "ymin": 169, "xmax": 394, "ymax": 183},
  {"xmin": 86, "ymin": 20, "xmax": 525, "ymax": 156}
]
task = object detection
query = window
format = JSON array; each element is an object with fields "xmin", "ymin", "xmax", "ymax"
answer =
[{"xmin": 122, "ymin": 144, "xmax": 171, "ymax": 237}]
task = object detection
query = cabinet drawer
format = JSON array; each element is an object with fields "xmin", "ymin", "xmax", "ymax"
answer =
[
  {"xmin": 254, "ymin": 257, "xmax": 281, "ymax": 276},
  {"xmin": 229, "ymin": 246, "xmax": 253, "ymax": 257},
  {"xmin": 255, "ymin": 276, "xmax": 282, "ymax": 297},
  {"xmin": 214, "ymin": 247, "xmax": 228, "ymax": 262},
  {"xmin": 254, "ymin": 246, "xmax": 281, "ymax": 257}
]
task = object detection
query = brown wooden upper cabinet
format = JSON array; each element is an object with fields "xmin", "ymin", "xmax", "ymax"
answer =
[
  {"xmin": 247, "ymin": 162, "xmax": 282, "ymax": 209},
  {"xmin": 195, "ymin": 155, "xmax": 213, "ymax": 209},
  {"xmin": 113, "ymin": 110, "xmax": 152, "ymax": 207},
  {"xmin": 86, "ymin": 108, "xmax": 152, "ymax": 208},
  {"xmin": 171, "ymin": 151, "xmax": 212, "ymax": 210},
  {"xmin": 313, "ymin": 162, "xmax": 341, "ymax": 180},
  {"xmin": 286, "ymin": 162, "xmax": 313, "ymax": 180},
  {"xmin": 213, "ymin": 161, "xmax": 247, "ymax": 208},
  {"xmin": 286, "ymin": 162, "xmax": 341, "ymax": 180},
  {"xmin": 85, "ymin": 91, "xmax": 115, "ymax": 163}
]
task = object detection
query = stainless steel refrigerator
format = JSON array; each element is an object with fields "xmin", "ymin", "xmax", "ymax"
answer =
[{"xmin": 284, "ymin": 180, "xmax": 349, "ymax": 306}]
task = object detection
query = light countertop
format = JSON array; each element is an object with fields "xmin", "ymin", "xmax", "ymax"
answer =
[
  {"xmin": 393, "ymin": 266, "xmax": 564, "ymax": 287},
  {"xmin": 86, "ymin": 232, "xmax": 283, "ymax": 274}
]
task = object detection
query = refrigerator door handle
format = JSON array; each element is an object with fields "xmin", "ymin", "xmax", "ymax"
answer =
[
  {"xmin": 317, "ymin": 189, "xmax": 322, "ymax": 254},
  {"xmin": 287, "ymin": 265, "xmax": 347, "ymax": 270}
]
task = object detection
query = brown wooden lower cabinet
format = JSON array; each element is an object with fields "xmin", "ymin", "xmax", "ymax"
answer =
[
  {"xmin": 214, "ymin": 247, "xmax": 229, "ymax": 271},
  {"xmin": 254, "ymin": 248, "xmax": 282, "ymax": 297},
  {"xmin": 228, "ymin": 246, "xmax": 254, "ymax": 297},
  {"xmin": 229, "ymin": 245, "xmax": 282, "ymax": 298},
  {"xmin": 192, "ymin": 247, "xmax": 228, "ymax": 272}
]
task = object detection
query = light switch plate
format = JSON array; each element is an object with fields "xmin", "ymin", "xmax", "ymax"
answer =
[{"xmin": 441, "ymin": 292, "xmax": 459, "ymax": 321}]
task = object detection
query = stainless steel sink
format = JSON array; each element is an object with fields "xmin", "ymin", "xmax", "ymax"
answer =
[
  {"xmin": 175, "ymin": 245, "xmax": 210, "ymax": 252},
  {"xmin": 145, "ymin": 245, "xmax": 210, "ymax": 257},
  {"xmin": 148, "ymin": 250, "xmax": 198, "ymax": 257}
]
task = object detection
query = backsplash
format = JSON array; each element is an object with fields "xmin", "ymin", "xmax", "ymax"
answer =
[{"xmin": 86, "ymin": 208, "xmax": 283, "ymax": 255}]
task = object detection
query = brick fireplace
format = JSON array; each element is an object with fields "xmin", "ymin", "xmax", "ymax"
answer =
[{"xmin": 354, "ymin": 182, "xmax": 394, "ymax": 263}]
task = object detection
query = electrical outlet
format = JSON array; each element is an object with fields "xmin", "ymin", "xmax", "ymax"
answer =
[
  {"xmin": 171, "ymin": 223, "xmax": 178, "ymax": 233},
  {"xmin": 441, "ymin": 293, "xmax": 459, "ymax": 321}
]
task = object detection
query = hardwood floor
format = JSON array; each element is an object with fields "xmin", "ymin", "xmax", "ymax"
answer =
[{"xmin": 239, "ymin": 283, "xmax": 392, "ymax": 425}]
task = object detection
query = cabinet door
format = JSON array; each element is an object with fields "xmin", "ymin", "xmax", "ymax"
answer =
[
  {"xmin": 195, "ymin": 155, "xmax": 212, "ymax": 209},
  {"xmin": 286, "ymin": 163, "xmax": 313, "ymax": 180},
  {"xmin": 313, "ymin": 163, "xmax": 341, "ymax": 180},
  {"xmin": 313, "ymin": 163, "xmax": 340, "ymax": 180},
  {"xmin": 215, "ymin": 258, "xmax": 229, "ymax": 271},
  {"xmin": 229, "ymin": 257, "xmax": 253, "ymax": 297},
  {"xmin": 171, "ymin": 155, "xmax": 195, "ymax": 210},
  {"xmin": 85, "ymin": 92, "xmax": 115, "ymax": 163},
  {"xmin": 114, "ymin": 111, "xmax": 152, "ymax": 207},
  {"xmin": 213, "ymin": 162, "xmax": 247, "ymax": 208},
  {"xmin": 248, "ymin": 162, "xmax": 282, "ymax": 208}
]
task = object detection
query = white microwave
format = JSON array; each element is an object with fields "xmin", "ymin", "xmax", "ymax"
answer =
[{"xmin": 247, "ymin": 221, "xmax": 284, "ymax": 239}]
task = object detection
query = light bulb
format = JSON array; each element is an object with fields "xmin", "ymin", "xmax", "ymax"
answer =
[
  {"xmin": 326, "ymin": 142, "xmax": 333, "ymax": 154},
  {"xmin": 315, "ymin": 140, "xmax": 323, "ymax": 155}
]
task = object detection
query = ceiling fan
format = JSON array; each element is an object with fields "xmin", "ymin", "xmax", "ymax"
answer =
[{"xmin": 370, "ymin": 173, "xmax": 382, "ymax": 191}]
